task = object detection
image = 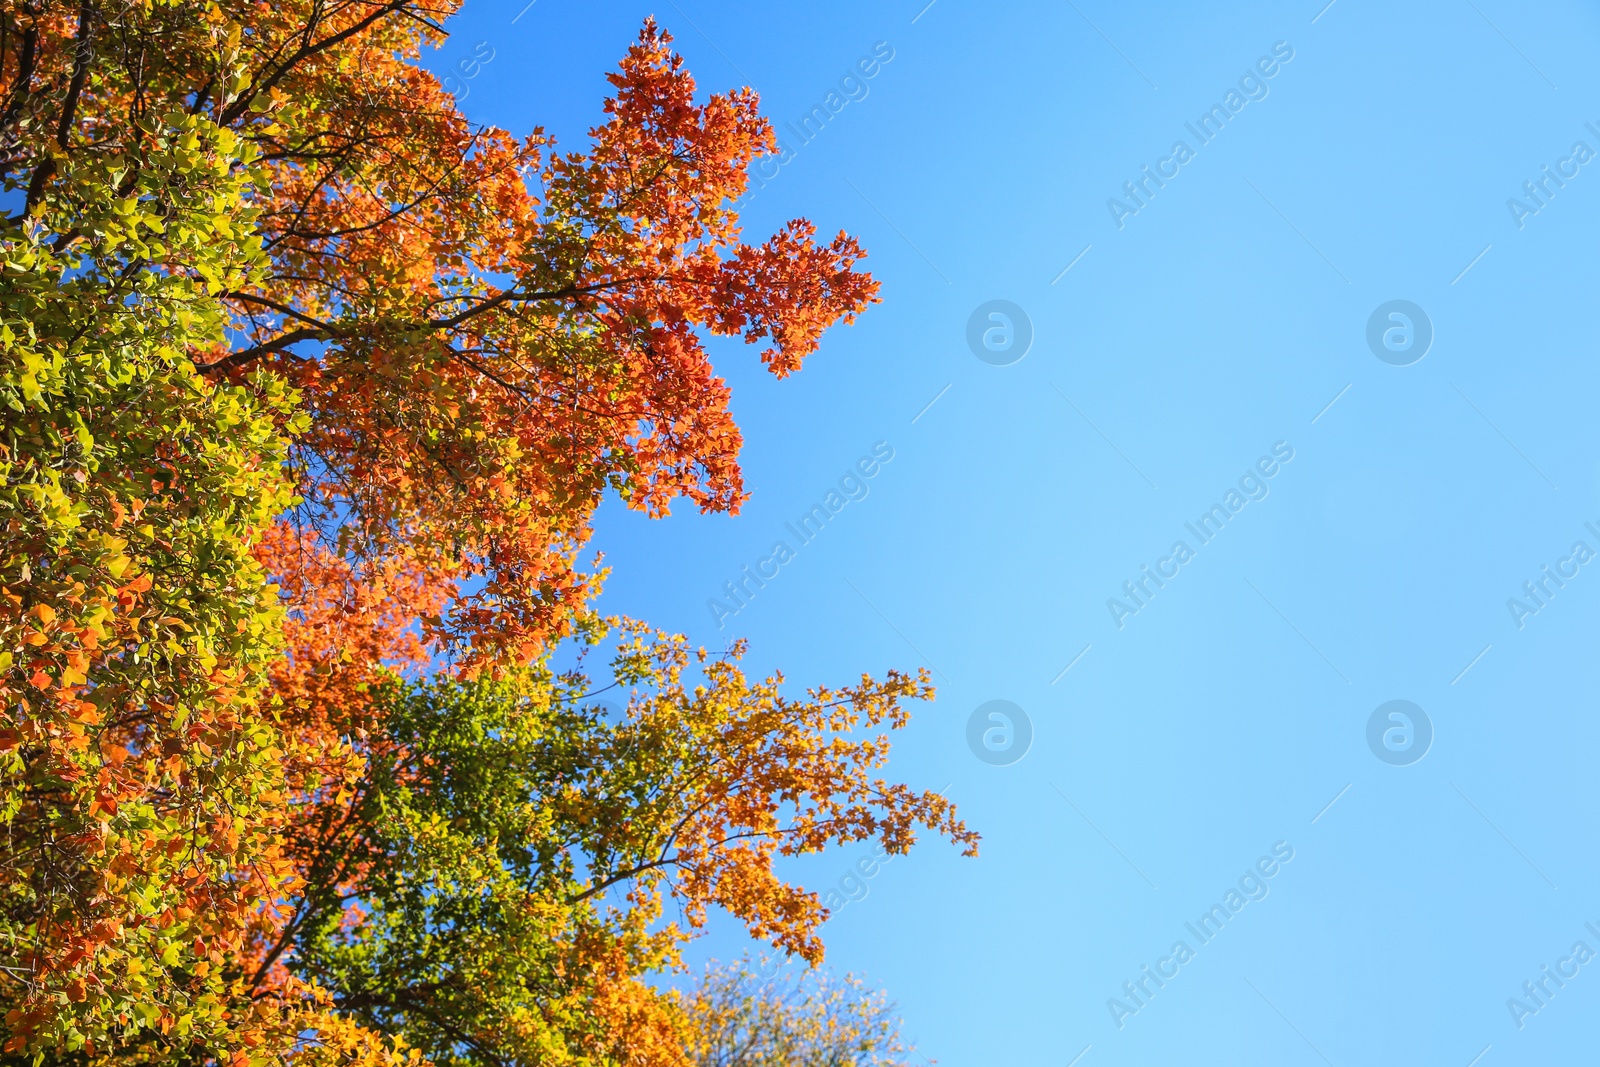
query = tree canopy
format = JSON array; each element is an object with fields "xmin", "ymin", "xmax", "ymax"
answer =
[
  {"xmin": 0, "ymin": 1, "xmax": 974, "ymax": 1063},
  {"xmin": 682, "ymin": 956, "xmax": 915, "ymax": 1067}
]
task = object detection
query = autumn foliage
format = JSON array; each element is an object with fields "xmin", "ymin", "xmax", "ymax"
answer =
[
  {"xmin": 682, "ymin": 956, "xmax": 916, "ymax": 1067},
  {"xmin": 0, "ymin": 1, "xmax": 974, "ymax": 1064}
]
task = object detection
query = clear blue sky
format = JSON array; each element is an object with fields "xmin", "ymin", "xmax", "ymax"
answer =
[{"xmin": 429, "ymin": 1, "xmax": 1600, "ymax": 1062}]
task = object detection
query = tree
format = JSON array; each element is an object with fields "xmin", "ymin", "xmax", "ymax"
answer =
[
  {"xmin": 682, "ymin": 956, "xmax": 916, "ymax": 1067},
  {"xmin": 0, "ymin": 2, "xmax": 974, "ymax": 1062},
  {"xmin": 252, "ymin": 618, "xmax": 972, "ymax": 1067},
  {"xmin": 6, "ymin": 0, "xmax": 877, "ymax": 663},
  {"xmin": 221, "ymin": 5, "xmax": 879, "ymax": 671},
  {"xmin": 0, "ymin": 103, "xmax": 308, "ymax": 1058}
]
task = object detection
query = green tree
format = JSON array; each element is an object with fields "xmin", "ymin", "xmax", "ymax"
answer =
[
  {"xmin": 0, "ymin": 0, "xmax": 974, "ymax": 1062},
  {"xmin": 0, "ymin": 107, "xmax": 307, "ymax": 1057},
  {"xmin": 271, "ymin": 623, "xmax": 971, "ymax": 1067}
]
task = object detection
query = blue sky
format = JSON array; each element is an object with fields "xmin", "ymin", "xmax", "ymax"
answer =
[{"xmin": 428, "ymin": 1, "xmax": 1600, "ymax": 1063}]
